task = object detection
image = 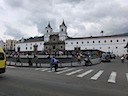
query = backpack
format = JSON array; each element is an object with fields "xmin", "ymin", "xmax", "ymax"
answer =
[{"xmin": 53, "ymin": 58, "xmax": 58, "ymax": 64}]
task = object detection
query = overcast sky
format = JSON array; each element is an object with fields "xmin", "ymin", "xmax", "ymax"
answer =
[{"xmin": 0, "ymin": 0, "xmax": 128, "ymax": 41}]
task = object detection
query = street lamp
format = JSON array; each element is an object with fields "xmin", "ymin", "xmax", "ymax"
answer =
[{"xmin": 101, "ymin": 30, "xmax": 104, "ymax": 36}]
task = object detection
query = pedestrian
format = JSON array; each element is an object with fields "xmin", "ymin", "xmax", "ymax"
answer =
[
  {"xmin": 53, "ymin": 58, "xmax": 59, "ymax": 72},
  {"xmin": 121, "ymin": 55, "xmax": 125, "ymax": 63},
  {"xmin": 28, "ymin": 58, "xmax": 32, "ymax": 67},
  {"xmin": 15, "ymin": 55, "xmax": 22, "ymax": 66},
  {"xmin": 77, "ymin": 53, "xmax": 81, "ymax": 64},
  {"xmin": 50, "ymin": 56, "xmax": 54, "ymax": 71},
  {"xmin": 34, "ymin": 55, "xmax": 38, "ymax": 67}
]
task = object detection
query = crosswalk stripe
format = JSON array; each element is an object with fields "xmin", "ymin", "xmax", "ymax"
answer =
[
  {"xmin": 66, "ymin": 69, "xmax": 83, "ymax": 76},
  {"xmin": 91, "ymin": 70, "xmax": 104, "ymax": 80},
  {"xmin": 41, "ymin": 68, "xmax": 49, "ymax": 71},
  {"xmin": 47, "ymin": 67, "xmax": 68, "ymax": 72},
  {"xmin": 126, "ymin": 73, "xmax": 128, "ymax": 81},
  {"xmin": 108, "ymin": 72, "xmax": 117, "ymax": 83},
  {"xmin": 56, "ymin": 68, "xmax": 76, "ymax": 74},
  {"xmin": 35, "ymin": 68, "xmax": 45, "ymax": 70},
  {"xmin": 77, "ymin": 69, "xmax": 93, "ymax": 78}
]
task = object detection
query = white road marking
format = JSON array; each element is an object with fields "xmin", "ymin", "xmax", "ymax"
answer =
[
  {"xmin": 126, "ymin": 73, "xmax": 128, "ymax": 81},
  {"xmin": 108, "ymin": 72, "xmax": 117, "ymax": 83},
  {"xmin": 47, "ymin": 67, "xmax": 68, "ymax": 72},
  {"xmin": 35, "ymin": 68, "xmax": 45, "ymax": 70},
  {"xmin": 6, "ymin": 66, "xmax": 16, "ymax": 68},
  {"xmin": 66, "ymin": 69, "xmax": 83, "ymax": 76},
  {"xmin": 91, "ymin": 70, "xmax": 104, "ymax": 80},
  {"xmin": 57, "ymin": 67, "xmax": 68, "ymax": 71},
  {"xmin": 47, "ymin": 70, "xmax": 53, "ymax": 72},
  {"xmin": 77, "ymin": 69, "xmax": 93, "ymax": 78},
  {"xmin": 56, "ymin": 68, "xmax": 76, "ymax": 74},
  {"xmin": 41, "ymin": 68, "xmax": 49, "ymax": 71}
]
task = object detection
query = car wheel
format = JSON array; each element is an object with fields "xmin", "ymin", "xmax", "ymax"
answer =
[{"xmin": 88, "ymin": 61, "xmax": 92, "ymax": 66}]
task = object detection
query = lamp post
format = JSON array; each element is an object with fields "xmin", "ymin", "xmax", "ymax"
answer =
[
  {"xmin": 124, "ymin": 42, "xmax": 128, "ymax": 52},
  {"xmin": 101, "ymin": 30, "xmax": 104, "ymax": 36},
  {"xmin": 124, "ymin": 42, "xmax": 128, "ymax": 63}
]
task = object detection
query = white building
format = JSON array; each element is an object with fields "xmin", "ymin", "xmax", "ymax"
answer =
[
  {"xmin": 65, "ymin": 34, "xmax": 128, "ymax": 56},
  {"xmin": 15, "ymin": 21, "xmax": 128, "ymax": 56},
  {"xmin": 15, "ymin": 36, "xmax": 44, "ymax": 52},
  {"xmin": 0, "ymin": 40, "xmax": 5, "ymax": 49},
  {"xmin": 5, "ymin": 39, "xmax": 17, "ymax": 51}
]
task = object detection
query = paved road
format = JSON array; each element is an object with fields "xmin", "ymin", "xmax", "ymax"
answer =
[{"xmin": 0, "ymin": 57, "xmax": 128, "ymax": 96}]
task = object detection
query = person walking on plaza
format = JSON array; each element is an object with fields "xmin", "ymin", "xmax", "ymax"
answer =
[
  {"xmin": 15, "ymin": 54, "xmax": 22, "ymax": 66},
  {"xmin": 53, "ymin": 57, "xmax": 59, "ymax": 72},
  {"xmin": 50, "ymin": 56, "xmax": 54, "ymax": 71},
  {"xmin": 77, "ymin": 53, "xmax": 81, "ymax": 64},
  {"xmin": 34, "ymin": 55, "xmax": 38, "ymax": 67}
]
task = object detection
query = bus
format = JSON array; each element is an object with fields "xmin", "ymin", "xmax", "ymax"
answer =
[{"xmin": 0, "ymin": 47, "xmax": 6, "ymax": 74}]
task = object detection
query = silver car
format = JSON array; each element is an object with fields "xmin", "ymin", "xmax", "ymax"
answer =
[
  {"xmin": 101, "ymin": 53, "xmax": 111, "ymax": 62},
  {"xmin": 84, "ymin": 53, "xmax": 101, "ymax": 66}
]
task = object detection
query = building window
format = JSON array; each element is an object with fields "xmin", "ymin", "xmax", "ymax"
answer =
[
  {"xmin": 87, "ymin": 41, "xmax": 89, "ymax": 43},
  {"xmin": 61, "ymin": 46, "xmax": 63, "ymax": 48},
  {"xmin": 100, "ymin": 47, "xmax": 102, "ymax": 49},
  {"xmin": 116, "ymin": 47, "xmax": 118, "ymax": 49},
  {"xmin": 71, "ymin": 42, "xmax": 73, "ymax": 44},
  {"xmin": 31, "ymin": 43, "xmax": 32, "ymax": 45},
  {"xmin": 99, "ymin": 41, "xmax": 100, "ymax": 43},
  {"xmin": 108, "ymin": 47, "xmax": 110, "ymax": 49},
  {"xmin": 30, "ymin": 47, "xmax": 32, "ymax": 49},
  {"xmin": 110, "ymin": 40, "xmax": 112, "ymax": 42},
  {"xmin": 66, "ymin": 42, "xmax": 68, "ymax": 44},
  {"xmin": 62, "ymin": 29, "xmax": 63, "ymax": 31},
  {"xmin": 82, "ymin": 42, "xmax": 83, "ymax": 44},
  {"xmin": 77, "ymin": 42, "xmax": 78, "ymax": 44},
  {"xmin": 40, "ymin": 43, "xmax": 42, "ymax": 45},
  {"xmin": 26, "ymin": 44, "xmax": 27, "ymax": 46},
  {"xmin": 123, "ymin": 39, "xmax": 125, "ymax": 42},
  {"xmin": 93, "ymin": 41, "xmax": 95, "ymax": 43},
  {"xmin": 53, "ymin": 46, "xmax": 55, "ymax": 49},
  {"xmin": 104, "ymin": 40, "xmax": 106, "ymax": 43},
  {"xmin": 46, "ymin": 47, "xmax": 47, "ymax": 49},
  {"xmin": 26, "ymin": 47, "xmax": 27, "ymax": 50},
  {"xmin": 117, "ymin": 40, "xmax": 119, "ymax": 42}
]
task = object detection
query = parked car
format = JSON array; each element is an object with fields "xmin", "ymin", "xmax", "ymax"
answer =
[
  {"xmin": 110, "ymin": 53, "xmax": 116, "ymax": 59},
  {"xmin": 101, "ymin": 53, "xmax": 111, "ymax": 62},
  {"xmin": 84, "ymin": 53, "xmax": 101, "ymax": 66}
]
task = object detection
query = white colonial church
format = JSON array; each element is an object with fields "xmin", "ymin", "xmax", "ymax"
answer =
[{"xmin": 15, "ymin": 21, "xmax": 128, "ymax": 56}]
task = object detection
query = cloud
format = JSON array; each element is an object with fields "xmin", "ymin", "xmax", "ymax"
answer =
[
  {"xmin": 4, "ymin": 0, "xmax": 23, "ymax": 8},
  {"xmin": 4, "ymin": 25, "xmax": 27, "ymax": 40},
  {"xmin": 0, "ymin": 0, "xmax": 128, "ymax": 41}
]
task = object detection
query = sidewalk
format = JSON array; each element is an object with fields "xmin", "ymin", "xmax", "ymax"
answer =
[{"xmin": 6, "ymin": 61, "xmax": 85, "ymax": 68}]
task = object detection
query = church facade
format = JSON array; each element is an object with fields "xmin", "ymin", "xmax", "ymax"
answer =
[
  {"xmin": 15, "ymin": 21, "xmax": 128, "ymax": 56},
  {"xmin": 43, "ymin": 21, "xmax": 67, "ymax": 54}
]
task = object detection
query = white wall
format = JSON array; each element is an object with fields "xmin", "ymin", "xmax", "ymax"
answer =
[
  {"xmin": 65, "ymin": 36, "xmax": 128, "ymax": 56},
  {"xmin": 15, "ymin": 41, "xmax": 44, "ymax": 52}
]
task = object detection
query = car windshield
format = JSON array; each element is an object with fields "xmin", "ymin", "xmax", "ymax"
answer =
[{"xmin": 0, "ymin": 53, "xmax": 4, "ymax": 60}]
